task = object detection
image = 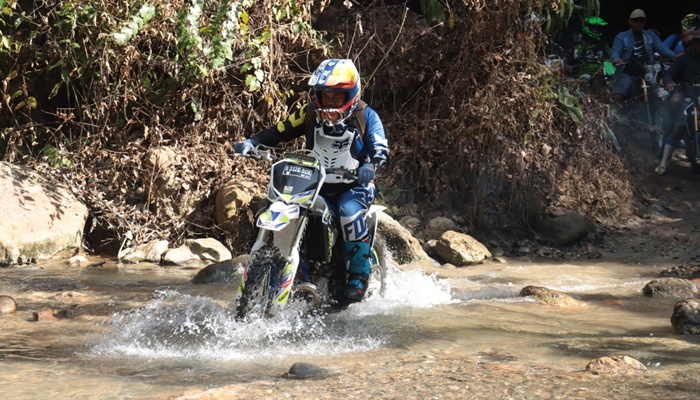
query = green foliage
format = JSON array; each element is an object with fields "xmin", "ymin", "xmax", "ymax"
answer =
[
  {"xmin": 420, "ymin": 0, "xmax": 447, "ymax": 24},
  {"xmin": 113, "ymin": 4, "xmax": 156, "ymax": 46},
  {"xmin": 538, "ymin": 0, "xmax": 600, "ymax": 37},
  {"xmin": 557, "ymin": 86, "xmax": 583, "ymax": 123},
  {"xmin": 41, "ymin": 145, "xmax": 72, "ymax": 168}
]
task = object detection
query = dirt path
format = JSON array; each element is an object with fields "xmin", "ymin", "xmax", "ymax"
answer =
[{"xmin": 603, "ymin": 123, "xmax": 700, "ymax": 272}]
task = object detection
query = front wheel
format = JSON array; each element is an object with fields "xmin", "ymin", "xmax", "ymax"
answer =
[
  {"xmin": 236, "ymin": 245, "xmax": 284, "ymax": 320},
  {"xmin": 651, "ymin": 105, "xmax": 671, "ymax": 157}
]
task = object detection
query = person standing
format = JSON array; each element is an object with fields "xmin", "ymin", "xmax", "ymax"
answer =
[{"xmin": 610, "ymin": 9, "xmax": 676, "ymax": 104}]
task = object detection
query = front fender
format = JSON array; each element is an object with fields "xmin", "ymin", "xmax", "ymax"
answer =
[{"xmin": 257, "ymin": 202, "xmax": 300, "ymax": 231}]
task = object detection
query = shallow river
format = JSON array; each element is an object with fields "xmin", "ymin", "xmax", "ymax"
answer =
[{"xmin": 1, "ymin": 252, "xmax": 698, "ymax": 399}]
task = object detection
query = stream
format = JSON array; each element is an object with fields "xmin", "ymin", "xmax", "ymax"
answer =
[{"xmin": 1, "ymin": 251, "xmax": 699, "ymax": 399}]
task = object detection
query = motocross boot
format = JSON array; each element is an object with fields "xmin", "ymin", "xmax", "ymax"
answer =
[
  {"xmin": 343, "ymin": 235, "xmax": 371, "ymax": 303},
  {"xmin": 656, "ymin": 142, "xmax": 677, "ymax": 175}
]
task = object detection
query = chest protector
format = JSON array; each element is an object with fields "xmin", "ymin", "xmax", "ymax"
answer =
[{"xmin": 312, "ymin": 125, "xmax": 360, "ymax": 184}]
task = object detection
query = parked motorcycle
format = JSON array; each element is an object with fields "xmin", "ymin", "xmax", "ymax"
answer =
[
  {"xmin": 679, "ymin": 84, "xmax": 700, "ymax": 173},
  {"xmin": 641, "ymin": 60, "xmax": 673, "ymax": 154},
  {"xmin": 235, "ymin": 147, "xmax": 387, "ymax": 320},
  {"xmin": 617, "ymin": 58, "xmax": 673, "ymax": 154}
]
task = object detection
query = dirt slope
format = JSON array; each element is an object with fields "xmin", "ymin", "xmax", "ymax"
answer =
[{"xmin": 602, "ymin": 121, "xmax": 700, "ymax": 273}]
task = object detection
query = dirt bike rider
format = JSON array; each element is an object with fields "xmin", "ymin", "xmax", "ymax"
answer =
[
  {"xmin": 610, "ymin": 9, "xmax": 676, "ymax": 105},
  {"xmin": 663, "ymin": 15, "xmax": 700, "ymax": 130},
  {"xmin": 663, "ymin": 13, "xmax": 700, "ymax": 55},
  {"xmin": 234, "ymin": 59, "xmax": 389, "ymax": 303},
  {"xmin": 655, "ymin": 31, "xmax": 700, "ymax": 175},
  {"xmin": 567, "ymin": 16, "xmax": 612, "ymax": 80}
]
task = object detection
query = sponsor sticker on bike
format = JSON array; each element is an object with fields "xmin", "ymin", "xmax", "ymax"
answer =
[{"xmin": 282, "ymin": 164, "xmax": 313, "ymax": 179}]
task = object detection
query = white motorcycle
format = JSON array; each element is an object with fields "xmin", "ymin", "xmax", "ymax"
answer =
[{"xmin": 236, "ymin": 147, "xmax": 387, "ymax": 320}]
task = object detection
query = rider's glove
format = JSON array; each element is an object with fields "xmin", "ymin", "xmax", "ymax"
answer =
[
  {"xmin": 357, "ymin": 163, "xmax": 375, "ymax": 184},
  {"xmin": 234, "ymin": 138, "xmax": 258, "ymax": 155}
]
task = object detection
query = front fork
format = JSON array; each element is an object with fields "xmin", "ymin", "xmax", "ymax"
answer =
[
  {"xmin": 693, "ymin": 104, "xmax": 700, "ymax": 165},
  {"xmin": 240, "ymin": 214, "xmax": 307, "ymax": 306},
  {"xmin": 641, "ymin": 78, "xmax": 653, "ymax": 125}
]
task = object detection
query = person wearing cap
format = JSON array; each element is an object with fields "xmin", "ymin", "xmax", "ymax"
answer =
[
  {"xmin": 654, "ymin": 30, "xmax": 700, "ymax": 175},
  {"xmin": 610, "ymin": 9, "xmax": 676, "ymax": 104}
]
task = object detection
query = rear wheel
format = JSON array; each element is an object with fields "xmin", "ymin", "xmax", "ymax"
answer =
[
  {"xmin": 685, "ymin": 134, "xmax": 700, "ymax": 174},
  {"xmin": 366, "ymin": 237, "xmax": 388, "ymax": 299}
]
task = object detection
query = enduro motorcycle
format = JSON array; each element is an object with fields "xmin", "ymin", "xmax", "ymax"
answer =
[
  {"xmin": 235, "ymin": 147, "xmax": 387, "ymax": 320},
  {"xmin": 678, "ymin": 84, "xmax": 700, "ymax": 173},
  {"xmin": 640, "ymin": 60, "xmax": 673, "ymax": 154},
  {"xmin": 618, "ymin": 58, "xmax": 673, "ymax": 153}
]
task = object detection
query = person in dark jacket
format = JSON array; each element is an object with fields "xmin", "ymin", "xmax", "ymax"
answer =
[
  {"xmin": 610, "ymin": 9, "xmax": 676, "ymax": 104},
  {"xmin": 655, "ymin": 31, "xmax": 700, "ymax": 175}
]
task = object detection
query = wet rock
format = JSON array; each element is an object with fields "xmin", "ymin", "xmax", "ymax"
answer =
[
  {"xmin": 377, "ymin": 211, "xmax": 431, "ymax": 264},
  {"xmin": 0, "ymin": 295, "xmax": 17, "ymax": 313},
  {"xmin": 519, "ymin": 286, "xmax": 583, "ymax": 306},
  {"xmin": 585, "ymin": 356, "xmax": 647, "ymax": 375},
  {"xmin": 55, "ymin": 309, "xmax": 76, "ymax": 319},
  {"xmin": 433, "ymin": 230, "xmax": 491, "ymax": 266},
  {"xmin": 283, "ymin": 362, "xmax": 337, "ymax": 380},
  {"xmin": 191, "ymin": 255, "xmax": 246, "ymax": 284},
  {"xmin": 659, "ymin": 264, "xmax": 700, "ymax": 280},
  {"xmin": 642, "ymin": 278, "xmax": 698, "ymax": 298},
  {"xmin": 671, "ymin": 298, "xmax": 700, "ymax": 335},
  {"xmin": 32, "ymin": 308, "xmax": 57, "ymax": 321}
]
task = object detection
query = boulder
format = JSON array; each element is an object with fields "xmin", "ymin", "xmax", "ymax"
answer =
[
  {"xmin": 671, "ymin": 298, "xmax": 700, "ymax": 336},
  {"xmin": 432, "ymin": 230, "xmax": 491, "ymax": 266},
  {"xmin": 119, "ymin": 240, "xmax": 170, "ymax": 263},
  {"xmin": 520, "ymin": 285, "xmax": 583, "ymax": 307},
  {"xmin": 642, "ymin": 278, "xmax": 698, "ymax": 298},
  {"xmin": 0, "ymin": 162, "xmax": 88, "ymax": 265},
  {"xmin": 377, "ymin": 211, "xmax": 430, "ymax": 264},
  {"xmin": 191, "ymin": 255, "xmax": 247, "ymax": 284},
  {"xmin": 215, "ymin": 179, "xmax": 262, "ymax": 232},
  {"xmin": 423, "ymin": 216, "xmax": 458, "ymax": 241},
  {"xmin": 0, "ymin": 295, "xmax": 17, "ymax": 313},
  {"xmin": 532, "ymin": 210, "xmax": 595, "ymax": 246},
  {"xmin": 162, "ymin": 238, "xmax": 232, "ymax": 267}
]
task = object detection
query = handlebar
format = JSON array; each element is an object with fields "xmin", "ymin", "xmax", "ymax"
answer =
[{"xmin": 235, "ymin": 146, "xmax": 358, "ymax": 180}]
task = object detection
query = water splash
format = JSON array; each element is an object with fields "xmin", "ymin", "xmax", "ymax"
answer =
[{"xmin": 91, "ymin": 267, "xmax": 454, "ymax": 361}]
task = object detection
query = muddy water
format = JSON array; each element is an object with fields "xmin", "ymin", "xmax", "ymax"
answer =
[{"xmin": 1, "ymin": 255, "xmax": 699, "ymax": 400}]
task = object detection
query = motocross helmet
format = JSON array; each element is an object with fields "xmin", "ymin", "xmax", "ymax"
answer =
[
  {"xmin": 582, "ymin": 16, "xmax": 608, "ymax": 41},
  {"xmin": 681, "ymin": 13, "xmax": 700, "ymax": 31},
  {"xmin": 309, "ymin": 59, "xmax": 361, "ymax": 132}
]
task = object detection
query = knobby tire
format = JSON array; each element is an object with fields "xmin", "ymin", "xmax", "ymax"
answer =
[{"xmin": 237, "ymin": 245, "xmax": 284, "ymax": 320}]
